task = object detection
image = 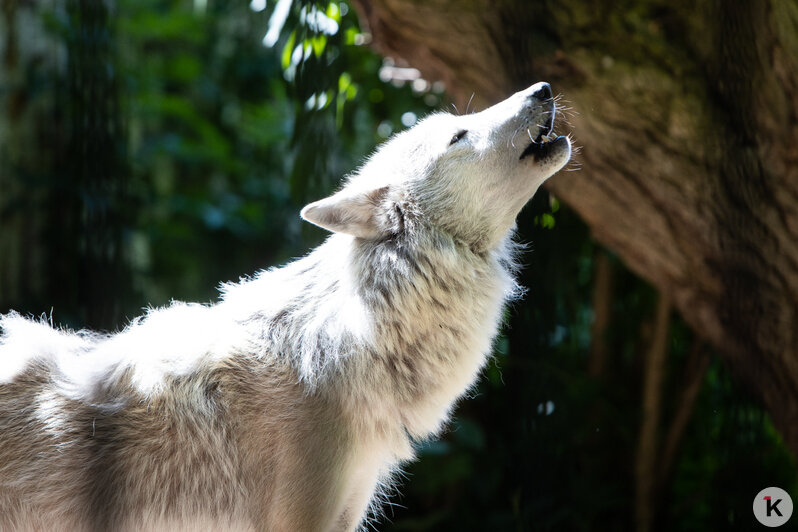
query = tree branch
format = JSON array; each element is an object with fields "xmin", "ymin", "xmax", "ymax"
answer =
[
  {"xmin": 588, "ymin": 250, "xmax": 613, "ymax": 378},
  {"xmin": 635, "ymin": 294, "xmax": 671, "ymax": 532},
  {"xmin": 659, "ymin": 341, "xmax": 711, "ymax": 484}
]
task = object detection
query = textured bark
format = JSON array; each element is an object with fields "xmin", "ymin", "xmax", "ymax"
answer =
[{"xmin": 352, "ymin": 0, "xmax": 798, "ymax": 454}]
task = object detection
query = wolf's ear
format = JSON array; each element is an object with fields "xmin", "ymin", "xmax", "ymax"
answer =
[{"xmin": 300, "ymin": 186, "xmax": 389, "ymax": 239}]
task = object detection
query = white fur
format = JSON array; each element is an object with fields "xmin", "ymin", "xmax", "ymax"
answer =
[{"xmin": 0, "ymin": 82, "xmax": 570, "ymax": 531}]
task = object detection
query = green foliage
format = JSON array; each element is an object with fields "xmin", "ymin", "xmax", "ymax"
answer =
[{"xmin": 112, "ymin": 0, "xmax": 438, "ymax": 306}]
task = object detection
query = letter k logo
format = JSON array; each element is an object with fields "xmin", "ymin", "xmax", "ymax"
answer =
[
  {"xmin": 755, "ymin": 488, "xmax": 792, "ymax": 526},
  {"xmin": 765, "ymin": 496, "xmax": 784, "ymax": 517}
]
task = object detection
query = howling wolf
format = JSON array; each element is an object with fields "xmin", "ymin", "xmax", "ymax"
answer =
[{"xmin": 0, "ymin": 82, "xmax": 571, "ymax": 531}]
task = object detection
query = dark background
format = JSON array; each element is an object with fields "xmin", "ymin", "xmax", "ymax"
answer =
[{"xmin": 1, "ymin": 1, "xmax": 795, "ymax": 530}]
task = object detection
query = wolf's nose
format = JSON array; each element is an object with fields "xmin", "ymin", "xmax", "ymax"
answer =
[{"xmin": 531, "ymin": 83, "xmax": 552, "ymax": 101}]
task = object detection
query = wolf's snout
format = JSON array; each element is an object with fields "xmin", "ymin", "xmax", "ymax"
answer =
[
  {"xmin": 516, "ymin": 81, "xmax": 570, "ymax": 165},
  {"xmin": 531, "ymin": 82, "xmax": 552, "ymax": 101}
]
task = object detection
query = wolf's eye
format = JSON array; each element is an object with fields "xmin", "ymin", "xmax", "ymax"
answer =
[{"xmin": 449, "ymin": 130, "xmax": 468, "ymax": 146}]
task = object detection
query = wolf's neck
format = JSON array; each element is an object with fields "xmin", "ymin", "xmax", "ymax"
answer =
[
  {"xmin": 223, "ymin": 233, "xmax": 518, "ymax": 404},
  {"xmin": 346, "ymin": 232, "xmax": 519, "ymax": 436}
]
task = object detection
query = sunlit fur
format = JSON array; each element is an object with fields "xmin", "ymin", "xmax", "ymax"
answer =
[{"xmin": 0, "ymin": 83, "xmax": 570, "ymax": 531}]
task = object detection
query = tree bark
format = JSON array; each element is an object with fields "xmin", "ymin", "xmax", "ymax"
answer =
[{"xmin": 352, "ymin": 0, "xmax": 798, "ymax": 454}]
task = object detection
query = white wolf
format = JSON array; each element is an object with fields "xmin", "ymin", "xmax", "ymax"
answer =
[{"xmin": 0, "ymin": 82, "xmax": 570, "ymax": 531}]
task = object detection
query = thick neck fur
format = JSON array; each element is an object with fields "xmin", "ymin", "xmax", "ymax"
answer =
[{"xmin": 221, "ymin": 227, "xmax": 520, "ymax": 440}]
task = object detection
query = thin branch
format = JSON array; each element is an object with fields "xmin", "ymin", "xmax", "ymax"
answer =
[
  {"xmin": 659, "ymin": 341, "xmax": 711, "ymax": 483},
  {"xmin": 588, "ymin": 250, "xmax": 613, "ymax": 378},
  {"xmin": 635, "ymin": 294, "xmax": 671, "ymax": 532}
]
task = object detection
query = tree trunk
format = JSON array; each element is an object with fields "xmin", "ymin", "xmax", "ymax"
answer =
[
  {"xmin": 352, "ymin": 0, "xmax": 798, "ymax": 455},
  {"xmin": 0, "ymin": 0, "xmax": 128, "ymax": 331},
  {"xmin": 0, "ymin": 0, "xmax": 59, "ymax": 316}
]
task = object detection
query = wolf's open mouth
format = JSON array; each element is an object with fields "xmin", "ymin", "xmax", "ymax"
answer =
[
  {"xmin": 519, "ymin": 134, "xmax": 569, "ymax": 162},
  {"xmin": 519, "ymin": 109, "xmax": 566, "ymax": 162}
]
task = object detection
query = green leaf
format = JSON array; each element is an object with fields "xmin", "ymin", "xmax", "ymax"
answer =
[
  {"xmin": 310, "ymin": 35, "xmax": 327, "ymax": 57},
  {"xmin": 326, "ymin": 1, "xmax": 341, "ymax": 22},
  {"xmin": 281, "ymin": 30, "xmax": 296, "ymax": 70}
]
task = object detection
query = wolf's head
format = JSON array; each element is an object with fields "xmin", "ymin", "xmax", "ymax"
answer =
[{"xmin": 301, "ymin": 82, "xmax": 571, "ymax": 250}]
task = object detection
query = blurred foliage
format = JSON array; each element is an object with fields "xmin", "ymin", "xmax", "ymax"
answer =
[
  {"xmin": 112, "ymin": 0, "xmax": 441, "ymax": 306},
  {"xmin": 2, "ymin": 0, "xmax": 796, "ymax": 530}
]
